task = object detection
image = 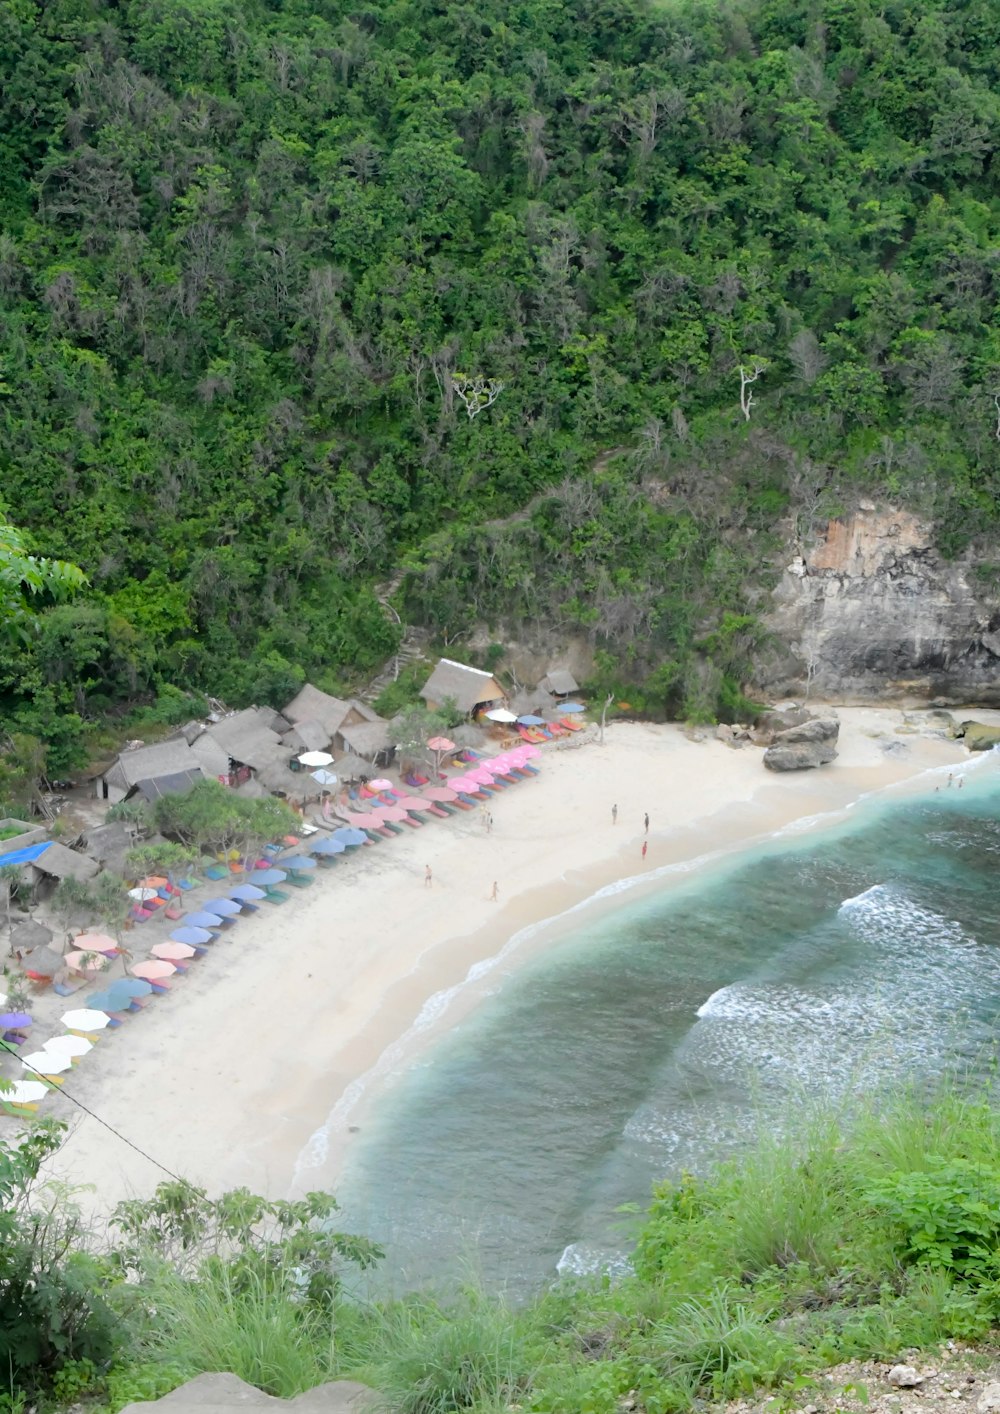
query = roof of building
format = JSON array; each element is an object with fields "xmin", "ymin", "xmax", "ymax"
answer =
[
  {"xmin": 127, "ymin": 769, "xmax": 205, "ymax": 803},
  {"xmin": 338, "ymin": 720, "xmax": 394, "ymax": 757},
  {"xmin": 28, "ymin": 841, "xmax": 99, "ymax": 881},
  {"xmin": 103, "ymin": 738, "xmax": 199, "ymax": 792},
  {"xmin": 280, "ymin": 719, "xmax": 330, "ymax": 754},
  {"xmin": 419, "ymin": 659, "xmax": 505, "ymax": 713},
  {"xmin": 283, "ymin": 684, "xmax": 354, "ymax": 736},
  {"xmin": 540, "ymin": 669, "xmax": 580, "ymax": 696},
  {"xmin": 204, "ymin": 710, "xmax": 286, "ymax": 771}
]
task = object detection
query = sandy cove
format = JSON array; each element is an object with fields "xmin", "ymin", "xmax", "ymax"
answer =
[{"xmin": 30, "ymin": 710, "xmax": 974, "ymax": 1217}]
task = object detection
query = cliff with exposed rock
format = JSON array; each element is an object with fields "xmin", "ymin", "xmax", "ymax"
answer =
[{"xmin": 758, "ymin": 507, "xmax": 1000, "ymax": 705}]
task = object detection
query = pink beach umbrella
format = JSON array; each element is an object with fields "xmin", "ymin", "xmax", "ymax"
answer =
[
  {"xmin": 151, "ymin": 942, "xmax": 197, "ymax": 962},
  {"xmin": 73, "ymin": 932, "xmax": 119, "ymax": 955},
  {"xmin": 427, "ymin": 736, "xmax": 455, "ymax": 752},
  {"xmin": 131, "ymin": 960, "xmax": 176, "ymax": 982},
  {"xmin": 379, "ymin": 804, "xmax": 409, "ymax": 822},
  {"xmin": 347, "ymin": 810, "xmax": 383, "ymax": 828},
  {"xmin": 64, "ymin": 949, "xmax": 112, "ymax": 975},
  {"xmin": 467, "ymin": 768, "xmax": 496, "ymax": 785},
  {"xmin": 397, "ymin": 795, "xmax": 432, "ymax": 810},
  {"xmin": 369, "ymin": 777, "xmax": 394, "ymax": 791},
  {"xmin": 424, "ymin": 786, "xmax": 458, "ymax": 802}
]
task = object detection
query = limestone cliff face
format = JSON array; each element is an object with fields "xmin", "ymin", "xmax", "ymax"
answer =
[{"xmin": 759, "ymin": 506, "xmax": 1000, "ymax": 704}]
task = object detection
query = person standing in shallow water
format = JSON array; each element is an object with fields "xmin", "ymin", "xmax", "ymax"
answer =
[
  {"xmin": 612, "ymin": 803, "xmax": 618, "ymax": 826},
  {"xmin": 641, "ymin": 840, "xmax": 648, "ymax": 862}
]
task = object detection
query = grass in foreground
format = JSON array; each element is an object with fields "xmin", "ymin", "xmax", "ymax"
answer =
[{"xmin": 14, "ymin": 1083, "xmax": 1000, "ymax": 1414}]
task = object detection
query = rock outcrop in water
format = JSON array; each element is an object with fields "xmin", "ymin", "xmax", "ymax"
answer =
[
  {"xmin": 763, "ymin": 715, "xmax": 840, "ymax": 771},
  {"xmin": 760, "ymin": 506, "xmax": 1000, "ymax": 704},
  {"xmin": 958, "ymin": 721, "xmax": 1000, "ymax": 751}
]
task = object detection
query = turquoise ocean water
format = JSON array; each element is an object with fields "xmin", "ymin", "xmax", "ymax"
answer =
[{"xmin": 334, "ymin": 760, "xmax": 1000, "ymax": 1294}]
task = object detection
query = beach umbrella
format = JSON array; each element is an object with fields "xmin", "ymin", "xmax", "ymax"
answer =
[
  {"xmin": 22, "ymin": 1049, "xmax": 72, "ymax": 1077},
  {"xmin": 86, "ymin": 989, "xmax": 126, "ymax": 1012},
  {"xmin": 311, "ymin": 769, "xmax": 338, "ymax": 786},
  {"xmin": 108, "ymin": 977, "xmax": 153, "ymax": 997},
  {"xmin": 152, "ymin": 941, "xmax": 197, "ymax": 962},
  {"xmin": 517, "ymin": 743, "xmax": 541, "ymax": 758},
  {"xmin": 22, "ymin": 946, "xmax": 66, "ymax": 979},
  {"xmin": 73, "ymin": 932, "xmax": 119, "ymax": 954},
  {"xmin": 4, "ymin": 1081, "xmax": 48, "ymax": 1107},
  {"xmin": 298, "ymin": 750, "xmax": 334, "ymax": 767},
  {"xmin": 484, "ymin": 708, "xmax": 517, "ymax": 723},
  {"xmin": 424, "ymin": 786, "xmax": 458, "ymax": 802},
  {"xmin": 517, "ymin": 714, "xmax": 545, "ymax": 725},
  {"xmin": 131, "ymin": 960, "xmax": 176, "ymax": 982},
  {"xmin": 127, "ymin": 886, "xmax": 158, "ymax": 902},
  {"xmin": 281, "ymin": 854, "xmax": 316, "ymax": 870},
  {"xmin": 426, "ymin": 738, "xmax": 455, "ymax": 753},
  {"xmin": 308, "ymin": 837, "xmax": 345, "ymax": 855},
  {"xmin": 170, "ymin": 925, "xmax": 214, "ymax": 946},
  {"xmin": 64, "ymin": 950, "xmax": 112, "ymax": 974},
  {"xmin": 61, "ymin": 1009, "xmax": 111, "ymax": 1033},
  {"xmin": 397, "ymin": 795, "xmax": 432, "ymax": 810},
  {"xmin": 44, "ymin": 1034, "xmax": 93, "ymax": 1060},
  {"xmin": 251, "ymin": 868, "xmax": 287, "ymax": 885},
  {"xmin": 229, "ymin": 883, "xmax": 266, "ymax": 900},
  {"xmin": 184, "ymin": 911, "xmax": 225, "ymax": 929},
  {"xmin": 10, "ymin": 921, "xmax": 53, "ymax": 951},
  {"xmin": 447, "ymin": 776, "xmax": 479, "ymax": 793},
  {"xmin": 560, "ymin": 702, "xmax": 586, "ymax": 713},
  {"xmin": 467, "ymin": 768, "xmax": 496, "ymax": 785},
  {"xmin": 140, "ymin": 876, "xmax": 168, "ymax": 888},
  {"xmin": 201, "ymin": 897, "xmax": 242, "ymax": 916},
  {"xmin": 331, "ymin": 826, "xmax": 367, "ymax": 847},
  {"xmin": 369, "ymin": 777, "xmax": 395, "ymax": 790},
  {"xmin": 0, "ymin": 1012, "xmax": 31, "ymax": 1031},
  {"xmin": 379, "ymin": 805, "xmax": 410, "ymax": 822}
]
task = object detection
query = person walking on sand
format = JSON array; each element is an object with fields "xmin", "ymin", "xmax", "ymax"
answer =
[
  {"xmin": 642, "ymin": 840, "xmax": 648, "ymax": 862},
  {"xmin": 487, "ymin": 812, "xmax": 493, "ymax": 834},
  {"xmin": 612, "ymin": 803, "xmax": 618, "ymax": 826},
  {"xmin": 489, "ymin": 881, "xmax": 499, "ymax": 902},
  {"xmin": 424, "ymin": 864, "xmax": 432, "ymax": 888},
  {"xmin": 644, "ymin": 812, "xmax": 649, "ymax": 833}
]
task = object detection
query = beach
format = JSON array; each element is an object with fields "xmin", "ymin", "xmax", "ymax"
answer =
[{"xmin": 27, "ymin": 709, "xmax": 973, "ymax": 1218}]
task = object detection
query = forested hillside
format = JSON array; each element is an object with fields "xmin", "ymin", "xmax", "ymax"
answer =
[{"xmin": 3, "ymin": 0, "xmax": 1000, "ymax": 755}]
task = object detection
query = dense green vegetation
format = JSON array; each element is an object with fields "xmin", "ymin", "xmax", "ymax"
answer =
[
  {"xmin": 7, "ymin": 1085, "xmax": 1000, "ymax": 1414},
  {"xmin": 4, "ymin": 0, "xmax": 1000, "ymax": 745}
]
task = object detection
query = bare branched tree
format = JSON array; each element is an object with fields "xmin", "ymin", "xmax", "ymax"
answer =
[
  {"xmin": 452, "ymin": 374, "xmax": 505, "ymax": 420},
  {"xmin": 739, "ymin": 362, "xmax": 765, "ymax": 421}
]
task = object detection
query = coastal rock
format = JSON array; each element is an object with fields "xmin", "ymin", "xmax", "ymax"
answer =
[
  {"xmin": 121, "ymin": 1373, "xmax": 376, "ymax": 1414},
  {"xmin": 763, "ymin": 716, "xmax": 839, "ymax": 771},
  {"xmin": 752, "ymin": 706, "xmax": 813, "ymax": 745},
  {"xmin": 958, "ymin": 721, "xmax": 1000, "ymax": 751},
  {"xmin": 758, "ymin": 506, "xmax": 1000, "ymax": 703},
  {"xmin": 888, "ymin": 1366, "xmax": 924, "ymax": 1389}
]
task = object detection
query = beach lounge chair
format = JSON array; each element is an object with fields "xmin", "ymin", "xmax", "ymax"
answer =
[
  {"xmin": 176, "ymin": 876, "xmax": 199, "ymax": 891},
  {"xmin": 286, "ymin": 873, "xmax": 314, "ymax": 888},
  {"xmin": 264, "ymin": 887, "xmax": 291, "ymax": 904},
  {"xmin": 560, "ymin": 716, "xmax": 585, "ymax": 731},
  {"xmin": 204, "ymin": 864, "xmax": 230, "ymax": 881}
]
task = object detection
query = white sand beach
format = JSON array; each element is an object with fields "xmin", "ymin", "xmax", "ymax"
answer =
[{"xmin": 20, "ymin": 710, "xmax": 976, "ymax": 1217}]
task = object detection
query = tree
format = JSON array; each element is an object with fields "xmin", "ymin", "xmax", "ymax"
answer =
[
  {"xmin": 0, "ymin": 516, "xmax": 87, "ymax": 640},
  {"xmin": 451, "ymin": 375, "xmax": 504, "ymax": 420}
]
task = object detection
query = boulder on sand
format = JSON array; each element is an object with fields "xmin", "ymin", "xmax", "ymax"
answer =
[
  {"xmin": 751, "ymin": 705, "xmax": 813, "ymax": 746},
  {"xmin": 763, "ymin": 716, "xmax": 840, "ymax": 772},
  {"xmin": 958, "ymin": 721, "xmax": 1000, "ymax": 751}
]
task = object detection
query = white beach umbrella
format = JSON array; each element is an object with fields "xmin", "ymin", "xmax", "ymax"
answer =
[
  {"xmin": 22, "ymin": 1049, "xmax": 72, "ymax": 1076},
  {"xmin": 43, "ymin": 1034, "xmax": 93, "ymax": 1060},
  {"xmin": 61, "ymin": 1008, "xmax": 112, "ymax": 1033},
  {"xmin": 4, "ymin": 1081, "xmax": 48, "ymax": 1106},
  {"xmin": 311, "ymin": 768, "xmax": 338, "ymax": 785},
  {"xmin": 128, "ymin": 886, "xmax": 159, "ymax": 901},
  {"xmin": 484, "ymin": 708, "xmax": 517, "ymax": 723},
  {"xmin": 298, "ymin": 751, "xmax": 334, "ymax": 767}
]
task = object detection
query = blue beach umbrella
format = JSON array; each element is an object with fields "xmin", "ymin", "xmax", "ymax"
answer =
[
  {"xmin": 229, "ymin": 883, "xmax": 267, "ymax": 900},
  {"xmin": 308, "ymin": 837, "xmax": 345, "ymax": 855},
  {"xmin": 517, "ymin": 714, "xmax": 545, "ymax": 725},
  {"xmin": 0, "ymin": 1012, "xmax": 31, "ymax": 1030},
  {"xmin": 170, "ymin": 926, "xmax": 214, "ymax": 946},
  {"xmin": 185, "ymin": 911, "xmax": 224, "ymax": 929},
  {"xmin": 201, "ymin": 897, "xmax": 242, "ymax": 916},
  {"xmin": 107, "ymin": 978, "xmax": 154, "ymax": 999},
  {"xmin": 280, "ymin": 855, "xmax": 316, "ymax": 871},
  {"xmin": 331, "ymin": 827, "xmax": 368, "ymax": 848},
  {"xmin": 560, "ymin": 702, "xmax": 586, "ymax": 713},
  {"xmin": 251, "ymin": 869, "xmax": 287, "ymax": 886},
  {"xmin": 85, "ymin": 991, "xmax": 123, "ymax": 1012}
]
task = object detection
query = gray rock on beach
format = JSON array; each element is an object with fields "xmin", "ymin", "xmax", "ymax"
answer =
[{"xmin": 763, "ymin": 716, "xmax": 840, "ymax": 772}]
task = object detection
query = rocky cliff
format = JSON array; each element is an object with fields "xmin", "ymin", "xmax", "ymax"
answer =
[{"xmin": 759, "ymin": 506, "xmax": 1000, "ymax": 704}]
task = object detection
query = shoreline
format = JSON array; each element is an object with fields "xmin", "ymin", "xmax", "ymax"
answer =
[{"xmin": 30, "ymin": 709, "xmax": 981, "ymax": 1216}]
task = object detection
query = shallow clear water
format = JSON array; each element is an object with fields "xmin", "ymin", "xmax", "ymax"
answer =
[{"xmin": 335, "ymin": 766, "xmax": 1000, "ymax": 1294}]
